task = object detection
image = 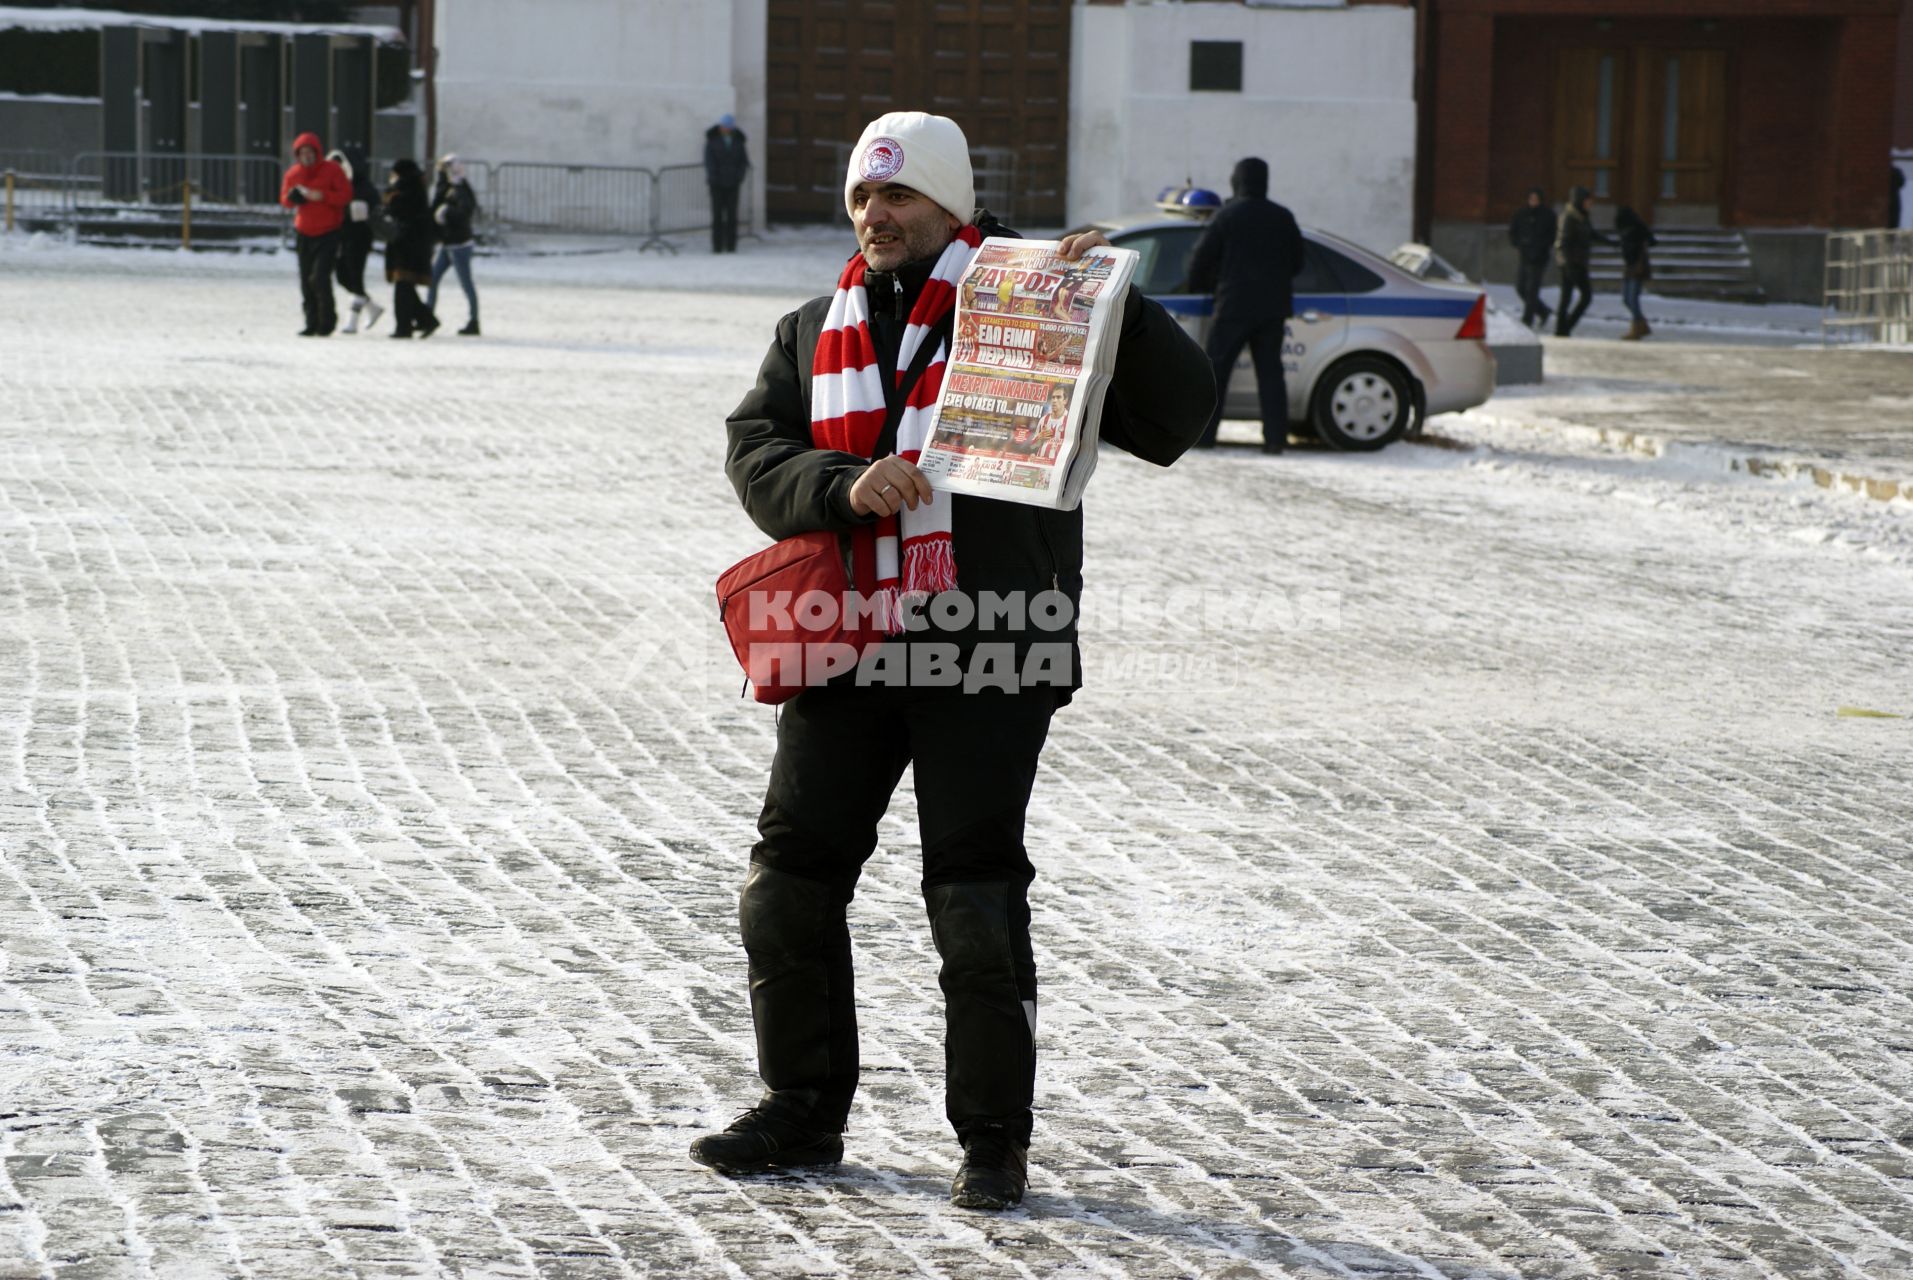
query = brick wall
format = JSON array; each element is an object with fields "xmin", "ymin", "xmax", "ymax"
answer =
[
  {"xmin": 1828, "ymin": 14, "xmax": 1899, "ymax": 225},
  {"xmin": 1900, "ymin": 0, "xmax": 1913, "ymax": 150},
  {"xmin": 1732, "ymin": 22, "xmax": 1836, "ymax": 226}
]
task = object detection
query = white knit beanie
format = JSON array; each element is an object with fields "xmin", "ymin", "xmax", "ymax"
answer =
[{"xmin": 843, "ymin": 112, "xmax": 975, "ymax": 225}]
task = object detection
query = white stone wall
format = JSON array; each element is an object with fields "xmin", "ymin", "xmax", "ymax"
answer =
[
  {"xmin": 433, "ymin": 0, "xmax": 766, "ymax": 223},
  {"xmin": 1068, "ymin": 2, "xmax": 1416, "ymax": 256}
]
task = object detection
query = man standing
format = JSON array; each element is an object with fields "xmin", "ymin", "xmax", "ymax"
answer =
[
  {"xmin": 696, "ymin": 111, "xmax": 1212, "ymax": 1209},
  {"xmin": 279, "ymin": 132, "xmax": 352, "ymax": 337},
  {"xmin": 1554, "ymin": 186, "xmax": 1606, "ymax": 338},
  {"xmin": 704, "ymin": 113, "xmax": 750, "ymax": 254},
  {"xmin": 1509, "ymin": 187, "xmax": 1556, "ymax": 330},
  {"xmin": 1187, "ymin": 156, "xmax": 1304, "ymax": 453}
]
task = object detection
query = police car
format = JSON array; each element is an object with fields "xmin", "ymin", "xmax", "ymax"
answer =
[{"xmin": 1081, "ymin": 188, "xmax": 1496, "ymax": 450}]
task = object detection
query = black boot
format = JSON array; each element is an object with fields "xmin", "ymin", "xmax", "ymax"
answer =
[
  {"xmin": 689, "ymin": 1105, "xmax": 843, "ymax": 1173},
  {"xmin": 459, "ymin": 317, "xmax": 481, "ymax": 336},
  {"xmin": 951, "ymin": 1125, "xmax": 1029, "ymax": 1209},
  {"xmin": 690, "ymin": 864, "xmax": 858, "ymax": 1173},
  {"xmin": 925, "ymin": 880, "xmax": 1037, "ymax": 1201}
]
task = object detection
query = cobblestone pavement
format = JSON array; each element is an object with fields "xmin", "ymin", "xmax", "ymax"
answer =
[{"xmin": 2, "ymin": 256, "xmax": 1911, "ymax": 1280}]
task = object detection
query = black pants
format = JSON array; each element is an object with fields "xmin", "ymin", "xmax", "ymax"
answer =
[
  {"xmin": 1516, "ymin": 258, "xmax": 1552, "ymax": 327},
  {"xmin": 335, "ymin": 223, "xmax": 373, "ymax": 298},
  {"xmin": 744, "ymin": 682, "xmax": 1055, "ymax": 1142},
  {"xmin": 1556, "ymin": 263, "xmax": 1593, "ymax": 336},
  {"xmin": 1200, "ymin": 313, "xmax": 1290, "ymax": 448},
  {"xmin": 710, "ymin": 183, "xmax": 740, "ymax": 253},
  {"xmin": 392, "ymin": 281, "xmax": 434, "ymax": 335},
  {"xmin": 296, "ymin": 232, "xmax": 339, "ymax": 333}
]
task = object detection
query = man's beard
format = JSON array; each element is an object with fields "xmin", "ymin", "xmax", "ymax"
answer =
[{"xmin": 862, "ymin": 221, "xmax": 950, "ymax": 268}]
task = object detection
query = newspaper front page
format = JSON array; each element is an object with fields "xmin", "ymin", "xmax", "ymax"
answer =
[{"xmin": 917, "ymin": 238, "xmax": 1138, "ymax": 511}]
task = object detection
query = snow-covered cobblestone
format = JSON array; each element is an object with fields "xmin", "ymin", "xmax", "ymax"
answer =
[{"xmin": 1, "ymin": 252, "xmax": 1911, "ymax": 1279}]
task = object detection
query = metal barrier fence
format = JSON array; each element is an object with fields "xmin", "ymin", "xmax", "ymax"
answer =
[
  {"xmin": 66, "ymin": 151, "xmax": 290, "ymax": 214},
  {"xmin": 483, "ymin": 160, "xmax": 753, "ymax": 252},
  {"xmin": 487, "ymin": 161, "xmax": 652, "ymax": 237},
  {"xmin": 970, "ymin": 146, "xmax": 1017, "ymax": 222},
  {"xmin": 1824, "ymin": 230, "xmax": 1913, "ymax": 346},
  {"xmin": 3, "ymin": 151, "xmax": 759, "ymax": 253},
  {"xmin": 649, "ymin": 162, "xmax": 755, "ymax": 250},
  {"xmin": 0, "ymin": 150, "xmax": 72, "ymax": 230}
]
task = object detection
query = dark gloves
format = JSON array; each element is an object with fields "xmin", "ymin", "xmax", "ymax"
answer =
[{"xmin": 288, "ymin": 189, "xmax": 307, "ymax": 205}]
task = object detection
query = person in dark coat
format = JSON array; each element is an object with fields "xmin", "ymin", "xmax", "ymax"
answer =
[
  {"xmin": 1509, "ymin": 187, "xmax": 1557, "ymax": 329},
  {"xmin": 1615, "ymin": 206, "xmax": 1657, "ymax": 340},
  {"xmin": 1892, "ymin": 167, "xmax": 1905, "ymax": 231},
  {"xmin": 428, "ymin": 154, "xmax": 482, "ymax": 335},
  {"xmin": 382, "ymin": 159, "xmax": 439, "ymax": 339},
  {"xmin": 1186, "ymin": 156, "xmax": 1305, "ymax": 452},
  {"xmin": 691, "ymin": 111, "xmax": 1214, "ymax": 1212},
  {"xmin": 704, "ymin": 113, "xmax": 750, "ymax": 254},
  {"xmin": 330, "ymin": 146, "xmax": 384, "ymax": 334},
  {"xmin": 1553, "ymin": 185, "xmax": 1608, "ymax": 337}
]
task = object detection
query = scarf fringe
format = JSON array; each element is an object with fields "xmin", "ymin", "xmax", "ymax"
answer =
[{"xmin": 902, "ymin": 536, "xmax": 958, "ymax": 601}]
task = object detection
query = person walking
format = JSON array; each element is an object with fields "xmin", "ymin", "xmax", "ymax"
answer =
[
  {"xmin": 704, "ymin": 113, "xmax": 750, "ymax": 254},
  {"xmin": 278, "ymin": 132, "xmax": 352, "ymax": 337},
  {"xmin": 694, "ymin": 111, "xmax": 1213, "ymax": 1210},
  {"xmin": 330, "ymin": 147, "xmax": 384, "ymax": 334},
  {"xmin": 1186, "ymin": 157, "xmax": 1305, "ymax": 453},
  {"xmin": 428, "ymin": 154, "xmax": 482, "ymax": 336},
  {"xmin": 382, "ymin": 159, "xmax": 439, "ymax": 339},
  {"xmin": 1615, "ymin": 206, "xmax": 1657, "ymax": 340},
  {"xmin": 1509, "ymin": 187, "xmax": 1557, "ymax": 330},
  {"xmin": 1553, "ymin": 185, "xmax": 1607, "ymax": 337}
]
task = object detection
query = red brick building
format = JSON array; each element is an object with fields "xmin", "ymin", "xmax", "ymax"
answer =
[
  {"xmin": 1897, "ymin": 0, "xmax": 1913, "ymax": 227},
  {"xmin": 1418, "ymin": 0, "xmax": 1903, "ymax": 300}
]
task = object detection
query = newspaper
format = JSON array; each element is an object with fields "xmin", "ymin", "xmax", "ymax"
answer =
[{"xmin": 916, "ymin": 238, "xmax": 1139, "ymax": 511}]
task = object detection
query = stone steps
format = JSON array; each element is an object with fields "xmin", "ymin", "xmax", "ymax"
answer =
[{"xmin": 1590, "ymin": 226, "xmax": 1765, "ymax": 302}]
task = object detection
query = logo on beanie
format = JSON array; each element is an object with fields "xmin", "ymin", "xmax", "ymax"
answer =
[{"xmin": 859, "ymin": 137, "xmax": 905, "ymax": 182}]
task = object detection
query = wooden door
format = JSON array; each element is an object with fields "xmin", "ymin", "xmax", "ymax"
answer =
[
  {"xmin": 1554, "ymin": 46, "xmax": 1629, "ymax": 206},
  {"xmin": 1634, "ymin": 47, "xmax": 1726, "ymax": 224},
  {"xmin": 765, "ymin": 0, "xmax": 1071, "ymax": 224},
  {"xmin": 1555, "ymin": 44, "xmax": 1727, "ymax": 223}
]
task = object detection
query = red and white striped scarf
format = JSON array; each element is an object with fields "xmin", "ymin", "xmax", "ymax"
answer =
[{"xmin": 811, "ymin": 225, "xmax": 982, "ymax": 633}]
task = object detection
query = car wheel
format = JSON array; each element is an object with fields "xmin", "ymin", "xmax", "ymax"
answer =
[{"xmin": 1311, "ymin": 357, "xmax": 1413, "ymax": 452}]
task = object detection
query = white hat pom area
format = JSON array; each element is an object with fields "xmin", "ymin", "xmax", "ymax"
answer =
[{"xmin": 843, "ymin": 111, "xmax": 976, "ymax": 225}]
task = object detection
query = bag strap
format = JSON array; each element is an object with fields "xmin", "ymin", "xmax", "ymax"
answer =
[{"xmin": 872, "ymin": 313, "xmax": 954, "ymax": 459}]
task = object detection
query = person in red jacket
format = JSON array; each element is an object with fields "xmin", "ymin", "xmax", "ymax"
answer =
[{"xmin": 280, "ymin": 132, "xmax": 353, "ymax": 336}]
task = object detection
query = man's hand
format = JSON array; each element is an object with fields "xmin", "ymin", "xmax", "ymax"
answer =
[
  {"xmin": 1056, "ymin": 230, "xmax": 1110, "ymax": 260},
  {"xmin": 849, "ymin": 456, "xmax": 934, "ymax": 518},
  {"xmin": 298, "ymin": 185, "xmax": 323, "ymax": 202}
]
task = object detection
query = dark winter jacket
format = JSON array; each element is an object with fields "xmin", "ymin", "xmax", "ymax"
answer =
[
  {"xmin": 1186, "ymin": 158, "xmax": 1306, "ymax": 323},
  {"xmin": 382, "ymin": 161, "xmax": 436, "ymax": 284},
  {"xmin": 1554, "ymin": 187, "xmax": 1606, "ymax": 270},
  {"xmin": 432, "ymin": 175, "xmax": 479, "ymax": 247},
  {"xmin": 1509, "ymin": 201, "xmax": 1558, "ymax": 266},
  {"xmin": 704, "ymin": 125, "xmax": 750, "ymax": 189},
  {"xmin": 725, "ymin": 223, "xmax": 1215, "ymax": 696},
  {"xmin": 279, "ymin": 131, "xmax": 352, "ymax": 238},
  {"xmin": 339, "ymin": 146, "xmax": 379, "ymax": 210},
  {"xmin": 331, "ymin": 147, "xmax": 378, "ymax": 248},
  {"xmin": 1615, "ymin": 207, "xmax": 1656, "ymax": 280}
]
